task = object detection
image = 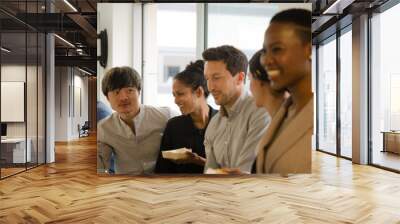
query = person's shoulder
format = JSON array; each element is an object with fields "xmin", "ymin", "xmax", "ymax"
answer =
[
  {"xmin": 207, "ymin": 111, "xmax": 221, "ymax": 129},
  {"xmin": 164, "ymin": 114, "xmax": 190, "ymax": 131},
  {"xmin": 142, "ymin": 105, "xmax": 179, "ymax": 123},
  {"xmin": 98, "ymin": 112, "xmax": 118, "ymax": 129},
  {"xmin": 241, "ymin": 92, "xmax": 261, "ymax": 112},
  {"xmin": 241, "ymin": 93, "xmax": 269, "ymax": 120},
  {"xmin": 167, "ymin": 114, "xmax": 189, "ymax": 126},
  {"xmin": 97, "ymin": 113, "xmax": 119, "ymax": 140},
  {"xmin": 143, "ymin": 105, "xmax": 175, "ymax": 115}
]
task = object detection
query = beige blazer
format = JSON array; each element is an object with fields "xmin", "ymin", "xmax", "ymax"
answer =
[{"xmin": 256, "ymin": 97, "xmax": 313, "ymax": 174}]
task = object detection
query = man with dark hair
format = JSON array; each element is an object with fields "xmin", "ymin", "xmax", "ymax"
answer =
[
  {"xmin": 97, "ymin": 66, "xmax": 178, "ymax": 175},
  {"xmin": 202, "ymin": 45, "xmax": 270, "ymax": 174}
]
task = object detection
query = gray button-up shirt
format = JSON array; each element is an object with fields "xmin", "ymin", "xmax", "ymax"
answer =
[
  {"xmin": 97, "ymin": 105, "xmax": 178, "ymax": 174},
  {"xmin": 204, "ymin": 91, "xmax": 270, "ymax": 173}
]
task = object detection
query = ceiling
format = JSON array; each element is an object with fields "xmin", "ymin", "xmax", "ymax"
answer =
[
  {"xmin": 0, "ymin": 0, "xmax": 97, "ymax": 75},
  {"xmin": 0, "ymin": 0, "xmax": 392, "ymax": 75}
]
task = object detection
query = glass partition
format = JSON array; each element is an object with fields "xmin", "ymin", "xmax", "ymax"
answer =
[
  {"xmin": 27, "ymin": 30, "xmax": 38, "ymax": 169},
  {"xmin": 371, "ymin": 3, "xmax": 400, "ymax": 171},
  {"xmin": 339, "ymin": 28, "xmax": 352, "ymax": 158},
  {"xmin": 0, "ymin": 1, "xmax": 46, "ymax": 179},
  {"xmin": 1, "ymin": 30, "xmax": 28, "ymax": 177},
  {"xmin": 317, "ymin": 36, "xmax": 337, "ymax": 155}
]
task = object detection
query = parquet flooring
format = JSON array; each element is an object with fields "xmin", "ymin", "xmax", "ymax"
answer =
[
  {"xmin": 0, "ymin": 134, "xmax": 399, "ymax": 223},
  {"xmin": 1, "ymin": 167, "xmax": 26, "ymax": 178}
]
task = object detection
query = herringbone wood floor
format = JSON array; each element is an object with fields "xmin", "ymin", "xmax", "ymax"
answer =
[{"xmin": 0, "ymin": 134, "xmax": 399, "ymax": 223}]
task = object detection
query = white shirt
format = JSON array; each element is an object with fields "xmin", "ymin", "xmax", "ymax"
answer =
[
  {"xmin": 204, "ymin": 91, "xmax": 270, "ymax": 173},
  {"xmin": 97, "ymin": 105, "xmax": 178, "ymax": 174}
]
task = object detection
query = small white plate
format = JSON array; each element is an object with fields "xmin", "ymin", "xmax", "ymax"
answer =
[{"xmin": 162, "ymin": 148, "xmax": 192, "ymax": 160}]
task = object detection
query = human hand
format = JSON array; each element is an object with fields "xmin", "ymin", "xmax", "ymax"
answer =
[
  {"xmin": 205, "ymin": 168, "xmax": 249, "ymax": 175},
  {"xmin": 172, "ymin": 151, "xmax": 198, "ymax": 164}
]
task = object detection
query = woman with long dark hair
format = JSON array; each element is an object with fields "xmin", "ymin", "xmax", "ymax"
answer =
[{"xmin": 155, "ymin": 60, "xmax": 217, "ymax": 173}]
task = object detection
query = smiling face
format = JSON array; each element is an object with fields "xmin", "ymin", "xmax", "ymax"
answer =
[
  {"xmin": 204, "ymin": 60, "xmax": 243, "ymax": 107},
  {"xmin": 107, "ymin": 87, "xmax": 140, "ymax": 116},
  {"xmin": 172, "ymin": 79, "xmax": 203, "ymax": 115},
  {"xmin": 261, "ymin": 22, "xmax": 311, "ymax": 91}
]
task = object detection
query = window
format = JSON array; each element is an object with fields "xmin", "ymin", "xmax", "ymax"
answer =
[
  {"xmin": 142, "ymin": 3, "xmax": 312, "ymax": 110},
  {"xmin": 165, "ymin": 66, "xmax": 180, "ymax": 82},
  {"xmin": 143, "ymin": 3, "xmax": 197, "ymax": 112},
  {"xmin": 207, "ymin": 3, "xmax": 276, "ymax": 58},
  {"xmin": 207, "ymin": 3, "xmax": 311, "ymax": 94},
  {"xmin": 371, "ymin": 3, "xmax": 400, "ymax": 171},
  {"xmin": 0, "ymin": 1, "xmax": 46, "ymax": 179},
  {"xmin": 339, "ymin": 28, "xmax": 352, "ymax": 158},
  {"xmin": 317, "ymin": 36, "xmax": 337, "ymax": 155}
]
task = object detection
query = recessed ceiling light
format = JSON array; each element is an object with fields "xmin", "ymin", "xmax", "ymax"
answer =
[
  {"xmin": 63, "ymin": 0, "xmax": 78, "ymax": 12},
  {"xmin": 1, "ymin": 47, "xmax": 11, "ymax": 53},
  {"xmin": 78, "ymin": 67, "xmax": 92, "ymax": 76},
  {"xmin": 54, "ymin": 34, "xmax": 75, "ymax": 48}
]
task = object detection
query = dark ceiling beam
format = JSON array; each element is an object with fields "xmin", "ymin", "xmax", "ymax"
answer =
[
  {"xmin": 0, "ymin": 8, "xmax": 38, "ymax": 31},
  {"xmin": 13, "ymin": 13, "xmax": 83, "ymax": 32},
  {"xmin": 312, "ymin": 15, "xmax": 335, "ymax": 33},
  {"xmin": 55, "ymin": 47, "xmax": 96, "ymax": 57},
  {"xmin": 55, "ymin": 55, "xmax": 96, "ymax": 73},
  {"xmin": 86, "ymin": 0, "xmax": 97, "ymax": 12},
  {"xmin": 66, "ymin": 13, "xmax": 97, "ymax": 46},
  {"xmin": 9, "ymin": 12, "xmax": 97, "ymax": 47}
]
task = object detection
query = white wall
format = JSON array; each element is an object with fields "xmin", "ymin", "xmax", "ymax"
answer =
[
  {"xmin": 97, "ymin": 3, "xmax": 139, "ymax": 106},
  {"xmin": 55, "ymin": 67, "xmax": 68, "ymax": 141},
  {"xmin": 55, "ymin": 67, "xmax": 89, "ymax": 141},
  {"xmin": 1, "ymin": 65, "xmax": 31, "ymax": 136},
  {"xmin": 1, "ymin": 64, "xmax": 46, "ymax": 163}
]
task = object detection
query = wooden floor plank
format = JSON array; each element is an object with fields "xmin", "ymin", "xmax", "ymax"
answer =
[{"xmin": 0, "ymin": 134, "xmax": 399, "ymax": 223}]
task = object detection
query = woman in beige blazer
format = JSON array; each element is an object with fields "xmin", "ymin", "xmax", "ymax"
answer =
[{"xmin": 253, "ymin": 8, "xmax": 313, "ymax": 174}]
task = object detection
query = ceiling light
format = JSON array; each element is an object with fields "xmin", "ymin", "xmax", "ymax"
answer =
[
  {"xmin": 63, "ymin": 0, "xmax": 78, "ymax": 12},
  {"xmin": 78, "ymin": 67, "xmax": 92, "ymax": 76},
  {"xmin": 323, "ymin": 0, "xmax": 354, "ymax": 15},
  {"xmin": 1, "ymin": 47, "xmax": 11, "ymax": 53},
  {"xmin": 323, "ymin": 0, "xmax": 342, "ymax": 14},
  {"xmin": 54, "ymin": 34, "xmax": 75, "ymax": 48}
]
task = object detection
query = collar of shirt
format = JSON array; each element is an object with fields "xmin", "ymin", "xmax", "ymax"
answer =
[
  {"xmin": 117, "ymin": 104, "xmax": 145, "ymax": 138},
  {"xmin": 220, "ymin": 91, "xmax": 248, "ymax": 118}
]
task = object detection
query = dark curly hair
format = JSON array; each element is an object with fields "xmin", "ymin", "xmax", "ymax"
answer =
[
  {"xmin": 202, "ymin": 45, "xmax": 248, "ymax": 78},
  {"xmin": 174, "ymin": 60, "xmax": 209, "ymax": 98}
]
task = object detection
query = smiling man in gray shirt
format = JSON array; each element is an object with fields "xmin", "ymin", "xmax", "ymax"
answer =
[
  {"xmin": 203, "ymin": 45, "xmax": 270, "ymax": 174},
  {"xmin": 97, "ymin": 66, "xmax": 177, "ymax": 175}
]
